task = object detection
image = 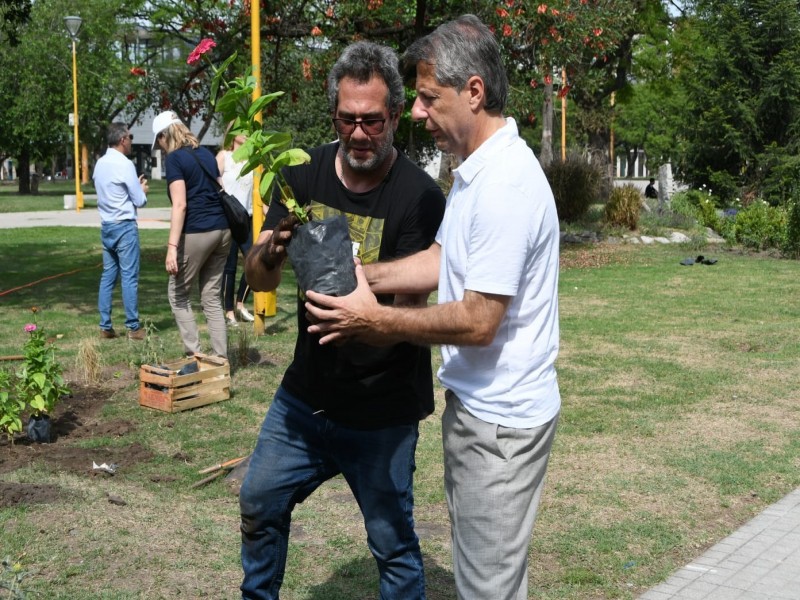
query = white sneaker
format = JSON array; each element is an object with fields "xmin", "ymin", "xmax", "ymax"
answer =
[
  {"xmin": 238, "ymin": 307, "xmax": 255, "ymax": 322},
  {"xmin": 226, "ymin": 314, "xmax": 238, "ymax": 327}
]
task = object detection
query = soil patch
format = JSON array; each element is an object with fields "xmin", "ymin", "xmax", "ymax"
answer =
[{"xmin": 0, "ymin": 383, "xmax": 152, "ymax": 507}]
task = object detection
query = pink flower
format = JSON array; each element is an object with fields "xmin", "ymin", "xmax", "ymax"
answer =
[
  {"xmin": 496, "ymin": 8, "xmax": 509, "ymax": 18},
  {"xmin": 24, "ymin": 323, "xmax": 37, "ymax": 333},
  {"xmin": 502, "ymin": 24, "xmax": 513, "ymax": 37},
  {"xmin": 538, "ymin": 4, "xmax": 548, "ymax": 14},
  {"xmin": 311, "ymin": 26, "xmax": 322, "ymax": 36},
  {"xmin": 187, "ymin": 38, "xmax": 216, "ymax": 65}
]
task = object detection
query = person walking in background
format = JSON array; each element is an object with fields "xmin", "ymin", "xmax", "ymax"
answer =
[
  {"xmin": 93, "ymin": 122, "xmax": 148, "ymax": 341},
  {"xmin": 216, "ymin": 131, "xmax": 255, "ymax": 327},
  {"xmin": 239, "ymin": 41, "xmax": 445, "ymax": 600},
  {"xmin": 305, "ymin": 15, "xmax": 561, "ymax": 600},
  {"xmin": 152, "ymin": 111, "xmax": 231, "ymax": 359}
]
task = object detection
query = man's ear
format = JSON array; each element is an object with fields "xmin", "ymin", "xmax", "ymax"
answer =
[{"xmin": 466, "ymin": 75, "xmax": 485, "ymax": 111}]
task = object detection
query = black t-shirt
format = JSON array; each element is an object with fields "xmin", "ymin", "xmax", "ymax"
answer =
[{"xmin": 263, "ymin": 142, "xmax": 446, "ymax": 428}]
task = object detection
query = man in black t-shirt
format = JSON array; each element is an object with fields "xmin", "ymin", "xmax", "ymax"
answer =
[{"xmin": 240, "ymin": 41, "xmax": 445, "ymax": 600}]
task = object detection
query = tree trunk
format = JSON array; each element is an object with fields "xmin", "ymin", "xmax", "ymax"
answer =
[
  {"xmin": 17, "ymin": 147, "xmax": 30, "ymax": 194},
  {"xmin": 540, "ymin": 79, "xmax": 554, "ymax": 168},
  {"xmin": 626, "ymin": 146, "xmax": 638, "ymax": 178}
]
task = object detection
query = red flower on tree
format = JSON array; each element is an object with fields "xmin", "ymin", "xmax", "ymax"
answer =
[
  {"xmin": 538, "ymin": 4, "xmax": 548, "ymax": 14},
  {"xmin": 187, "ymin": 38, "xmax": 216, "ymax": 65},
  {"xmin": 502, "ymin": 24, "xmax": 513, "ymax": 37},
  {"xmin": 311, "ymin": 26, "xmax": 322, "ymax": 36},
  {"xmin": 130, "ymin": 67, "xmax": 146, "ymax": 76},
  {"xmin": 496, "ymin": 8, "xmax": 509, "ymax": 18}
]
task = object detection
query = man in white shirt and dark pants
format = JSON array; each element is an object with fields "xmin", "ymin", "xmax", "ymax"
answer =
[{"xmin": 93, "ymin": 122, "xmax": 149, "ymax": 340}]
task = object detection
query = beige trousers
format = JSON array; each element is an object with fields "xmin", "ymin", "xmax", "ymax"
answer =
[{"xmin": 168, "ymin": 229, "xmax": 231, "ymax": 358}]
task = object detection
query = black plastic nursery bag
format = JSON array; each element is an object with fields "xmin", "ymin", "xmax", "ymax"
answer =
[{"xmin": 286, "ymin": 214, "xmax": 357, "ymax": 297}]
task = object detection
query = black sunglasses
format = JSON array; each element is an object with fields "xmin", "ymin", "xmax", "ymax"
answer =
[{"xmin": 332, "ymin": 117, "xmax": 387, "ymax": 136}]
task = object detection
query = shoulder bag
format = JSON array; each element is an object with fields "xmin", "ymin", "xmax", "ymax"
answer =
[{"xmin": 188, "ymin": 150, "xmax": 250, "ymax": 245}]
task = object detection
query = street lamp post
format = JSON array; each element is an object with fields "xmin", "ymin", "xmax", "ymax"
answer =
[{"xmin": 64, "ymin": 15, "xmax": 83, "ymax": 212}]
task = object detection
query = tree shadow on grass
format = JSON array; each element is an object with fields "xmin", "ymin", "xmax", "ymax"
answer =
[{"xmin": 305, "ymin": 555, "xmax": 455, "ymax": 600}]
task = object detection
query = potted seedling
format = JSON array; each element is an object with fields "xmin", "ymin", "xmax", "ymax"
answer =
[{"xmin": 190, "ymin": 39, "xmax": 356, "ymax": 297}]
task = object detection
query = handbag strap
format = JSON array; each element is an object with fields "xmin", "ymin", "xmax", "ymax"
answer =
[{"xmin": 187, "ymin": 148, "xmax": 223, "ymax": 193}]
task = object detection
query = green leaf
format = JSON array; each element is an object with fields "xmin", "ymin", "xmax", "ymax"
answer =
[
  {"xmin": 248, "ymin": 92, "xmax": 285, "ymax": 120},
  {"xmin": 272, "ymin": 148, "xmax": 312, "ymax": 170},
  {"xmin": 259, "ymin": 171, "xmax": 276, "ymax": 199}
]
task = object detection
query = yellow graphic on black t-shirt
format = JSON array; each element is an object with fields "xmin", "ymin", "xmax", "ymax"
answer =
[{"xmin": 308, "ymin": 201, "xmax": 385, "ymax": 265}]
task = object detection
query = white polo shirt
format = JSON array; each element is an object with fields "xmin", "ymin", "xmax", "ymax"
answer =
[{"xmin": 435, "ymin": 118, "xmax": 561, "ymax": 428}]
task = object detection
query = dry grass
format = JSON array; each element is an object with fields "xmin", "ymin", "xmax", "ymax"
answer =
[{"xmin": 3, "ymin": 232, "xmax": 800, "ymax": 599}]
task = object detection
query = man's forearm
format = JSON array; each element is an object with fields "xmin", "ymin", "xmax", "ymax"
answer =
[{"xmin": 365, "ymin": 243, "xmax": 440, "ymax": 295}]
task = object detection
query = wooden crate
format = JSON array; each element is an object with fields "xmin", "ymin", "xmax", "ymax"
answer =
[{"xmin": 138, "ymin": 354, "xmax": 230, "ymax": 413}]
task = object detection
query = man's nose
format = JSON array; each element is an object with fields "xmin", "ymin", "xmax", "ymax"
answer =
[{"xmin": 410, "ymin": 97, "xmax": 427, "ymax": 122}]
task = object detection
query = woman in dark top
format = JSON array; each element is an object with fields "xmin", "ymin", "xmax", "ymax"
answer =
[{"xmin": 152, "ymin": 111, "xmax": 230, "ymax": 358}]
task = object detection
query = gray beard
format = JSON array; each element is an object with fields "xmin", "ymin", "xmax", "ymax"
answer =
[{"xmin": 340, "ymin": 133, "xmax": 394, "ymax": 173}]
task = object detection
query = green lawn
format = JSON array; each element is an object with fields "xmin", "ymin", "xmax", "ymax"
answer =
[
  {"xmin": 0, "ymin": 178, "xmax": 171, "ymax": 212},
  {"xmin": 1, "ymin": 227, "xmax": 800, "ymax": 599}
]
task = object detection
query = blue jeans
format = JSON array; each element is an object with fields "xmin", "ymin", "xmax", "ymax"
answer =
[
  {"xmin": 239, "ymin": 387, "xmax": 426, "ymax": 600},
  {"xmin": 98, "ymin": 220, "xmax": 140, "ymax": 331}
]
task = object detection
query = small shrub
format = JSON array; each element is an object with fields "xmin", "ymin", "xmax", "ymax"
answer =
[
  {"xmin": 604, "ymin": 184, "xmax": 642, "ymax": 230},
  {"xmin": 669, "ymin": 191, "xmax": 701, "ymax": 220},
  {"xmin": 782, "ymin": 190, "xmax": 800, "ymax": 258},
  {"xmin": 129, "ymin": 320, "xmax": 163, "ymax": 369},
  {"xmin": 732, "ymin": 201, "xmax": 787, "ymax": 250},
  {"xmin": 545, "ymin": 154, "xmax": 604, "ymax": 223},
  {"xmin": 0, "ymin": 368, "xmax": 26, "ymax": 442},
  {"xmin": 16, "ymin": 316, "xmax": 70, "ymax": 417}
]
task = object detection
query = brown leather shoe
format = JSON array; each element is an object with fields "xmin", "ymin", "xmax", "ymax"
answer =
[
  {"xmin": 127, "ymin": 328, "xmax": 146, "ymax": 341},
  {"xmin": 99, "ymin": 328, "xmax": 117, "ymax": 339}
]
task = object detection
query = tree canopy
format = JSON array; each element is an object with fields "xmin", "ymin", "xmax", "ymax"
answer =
[{"xmin": 3, "ymin": 0, "xmax": 800, "ymax": 204}]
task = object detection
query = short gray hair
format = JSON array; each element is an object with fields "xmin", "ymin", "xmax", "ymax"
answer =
[
  {"xmin": 327, "ymin": 41, "xmax": 405, "ymax": 115},
  {"xmin": 107, "ymin": 122, "xmax": 129, "ymax": 147},
  {"xmin": 402, "ymin": 14, "xmax": 508, "ymax": 113}
]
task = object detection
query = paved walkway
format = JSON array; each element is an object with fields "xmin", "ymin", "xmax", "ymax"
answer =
[
  {"xmin": 0, "ymin": 207, "xmax": 172, "ymax": 229},
  {"xmin": 638, "ymin": 488, "xmax": 800, "ymax": 599}
]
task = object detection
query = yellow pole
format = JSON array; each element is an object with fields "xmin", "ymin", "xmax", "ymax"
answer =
[
  {"xmin": 561, "ymin": 67, "xmax": 567, "ymax": 162},
  {"xmin": 251, "ymin": 0, "xmax": 276, "ymax": 334},
  {"xmin": 71, "ymin": 38, "xmax": 83, "ymax": 211}
]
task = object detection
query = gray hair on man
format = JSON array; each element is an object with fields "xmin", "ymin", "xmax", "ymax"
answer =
[{"xmin": 403, "ymin": 14, "xmax": 508, "ymax": 113}]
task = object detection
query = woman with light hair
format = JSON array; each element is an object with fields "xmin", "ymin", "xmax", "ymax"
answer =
[{"xmin": 152, "ymin": 111, "xmax": 230, "ymax": 358}]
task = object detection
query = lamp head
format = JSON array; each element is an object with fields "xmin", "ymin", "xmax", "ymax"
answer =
[{"xmin": 64, "ymin": 16, "xmax": 82, "ymax": 40}]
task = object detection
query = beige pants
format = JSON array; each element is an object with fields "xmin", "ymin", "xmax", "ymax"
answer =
[
  {"xmin": 168, "ymin": 229, "xmax": 231, "ymax": 358},
  {"xmin": 443, "ymin": 390, "xmax": 559, "ymax": 600}
]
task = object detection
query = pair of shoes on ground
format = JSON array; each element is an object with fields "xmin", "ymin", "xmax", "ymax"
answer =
[
  {"xmin": 99, "ymin": 327, "xmax": 146, "ymax": 340},
  {"xmin": 680, "ymin": 255, "xmax": 718, "ymax": 266}
]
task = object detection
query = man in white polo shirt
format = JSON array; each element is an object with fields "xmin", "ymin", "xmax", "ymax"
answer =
[
  {"xmin": 305, "ymin": 15, "xmax": 561, "ymax": 600},
  {"xmin": 93, "ymin": 122, "xmax": 149, "ymax": 340}
]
